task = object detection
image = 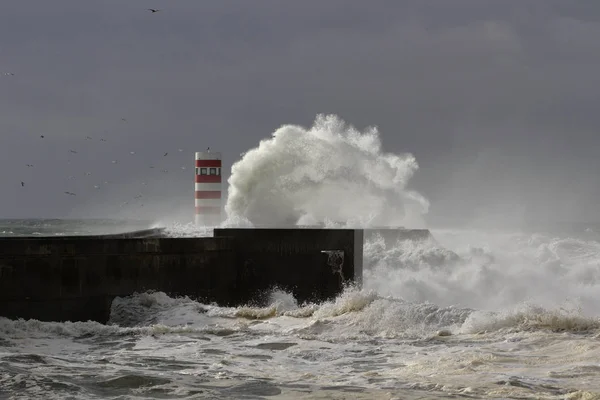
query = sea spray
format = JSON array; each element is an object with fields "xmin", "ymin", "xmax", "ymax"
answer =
[{"xmin": 224, "ymin": 114, "xmax": 429, "ymax": 227}]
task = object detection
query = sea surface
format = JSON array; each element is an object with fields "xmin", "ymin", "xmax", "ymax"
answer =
[
  {"xmin": 0, "ymin": 219, "xmax": 153, "ymax": 237},
  {"xmin": 2, "ymin": 219, "xmax": 600, "ymax": 399}
]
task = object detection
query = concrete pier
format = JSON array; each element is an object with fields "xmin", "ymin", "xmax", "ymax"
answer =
[
  {"xmin": 214, "ymin": 228, "xmax": 363, "ymax": 305},
  {"xmin": 0, "ymin": 228, "xmax": 363, "ymax": 323}
]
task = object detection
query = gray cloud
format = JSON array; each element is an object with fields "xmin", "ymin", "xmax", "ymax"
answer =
[{"xmin": 1, "ymin": 0, "xmax": 599, "ymax": 227}]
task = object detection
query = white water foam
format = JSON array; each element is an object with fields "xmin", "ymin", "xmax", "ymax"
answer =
[
  {"xmin": 158, "ymin": 221, "xmax": 214, "ymax": 237},
  {"xmin": 365, "ymin": 228, "xmax": 600, "ymax": 318},
  {"xmin": 224, "ymin": 114, "xmax": 428, "ymax": 228}
]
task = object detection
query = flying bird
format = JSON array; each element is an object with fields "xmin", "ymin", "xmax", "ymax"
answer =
[
  {"xmin": 20, "ymin": 181, "xmax": 24, "ymax": 187},
  {"xmin": 147, "ymin": 8, "xmax": 160, "ymax": 13},
  {"xmin": 163, "ymin": 152, "xmax": 168, "ymax": 157},
  {"xmin": 40, "ymin": 135, "xmax": 45, "ymax": 138},
  {"xmin": 69, "ymin": 149, "xmax": 77, "ymax": 154},
  {"xmin": 100, "ymin": 138, "xmax": 107, "ymax": 142},
  {"xmin": 207, "ymin": 147, "xmax": 210, "ymax": 152},
  {"xmin": 84, "ymin": 172, "xmax": 92, "ymax": 176},
  {"xmin": 130, "ymin": 151, "xmax": 135, "ymax": 155},
  {"xmin": 111, "ymin": 160, "xmax": 118, "ymax": 164},
  {"xmin": 121, "ymin": 118, "xmax": 127, "ymax": 122},
  {"xmin": 64, "ymin": 191, "xmax": 76, "ymax": 196},
  {"xmin": 2, "ymin": 72, "xmax": 15, "ymax": 76},
  {"xmin": 93, "ymin": 185, "xmax": 100, "ymax": 189},
  {"xmin": 26, "ymin": 164, "xmax": 33, "ymax": 167},
  {"xmin": 86, "ymin": 136, "xmax": 92, "ymax": 140}
]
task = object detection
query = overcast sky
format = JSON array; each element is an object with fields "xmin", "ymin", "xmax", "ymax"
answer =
[{"xmin": 1, "ymin": 1, "xmax": 599, "ymax": 227}]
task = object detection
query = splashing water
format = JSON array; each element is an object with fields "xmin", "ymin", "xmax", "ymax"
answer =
[
  {"xmin": 5, "ymin": 225, "xmax": 600, "ymax": 398},
  {"xmin": 365, "ymin": 228, "xmax": 600, "ymax": 319},
  {"xmin": 224, "ymin": 114, "xmax": 429, "ymax": 227}
]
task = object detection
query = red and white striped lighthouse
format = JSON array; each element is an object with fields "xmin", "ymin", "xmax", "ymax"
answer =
[{"xmin": 195, "ymin": 150, "xmax": 222, "ymax": 226}]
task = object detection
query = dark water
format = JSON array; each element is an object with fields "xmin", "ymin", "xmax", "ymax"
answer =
[{"xmin": 0, "ymin": 218, "xmax": 154, "ymax": 237}]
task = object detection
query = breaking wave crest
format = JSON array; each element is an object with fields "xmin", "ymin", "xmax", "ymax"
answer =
[
  {"xmin": 224, "ymin": 114, "xmax": 429, "ymax": 227},
  {"xmin": 461, "ymin": 304, "xmax": 600, "ymax": 334}
]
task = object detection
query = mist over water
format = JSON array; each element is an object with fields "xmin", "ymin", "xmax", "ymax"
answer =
[
  {"xmin": 364, "ymin": 229, "xmax": 600, "ymax": 320},
  {"xmin": 224, "ymin": 114, "xmax": 429, "ymax": 228}
]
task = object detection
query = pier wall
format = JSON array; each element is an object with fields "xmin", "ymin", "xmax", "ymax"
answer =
[
  {"xmin": 0, "ymin": 236, "xmax": 236, "ymax": 323},
  {"xmin": 0, "ymin": 228, "xmax": 362, "ymax": 323},
  {"xmin": 214, "ymin": 228, "xmax": 363, "ymax": 305}
]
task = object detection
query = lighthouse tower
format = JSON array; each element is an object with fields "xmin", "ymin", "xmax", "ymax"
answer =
[{"xmin": 194, "ymin": 150, "xmax": 222, "ymax": 226}]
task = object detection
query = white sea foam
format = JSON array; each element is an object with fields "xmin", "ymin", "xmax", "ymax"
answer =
[
  {"xmin": 223, "ymin": 114, "xmax": 428, "ymax": 227},
  {"xmin": 365, "ymin": 229, "xmax": 600, "ymax": 318},
  {"xmin": 159, "ymin": 221, "xmax": 213, "ymax": 237}
]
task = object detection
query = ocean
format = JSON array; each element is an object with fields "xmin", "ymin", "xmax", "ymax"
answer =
[{"xmin": 2, "ymin": 219, "xmax": 600, "ymax": 399}]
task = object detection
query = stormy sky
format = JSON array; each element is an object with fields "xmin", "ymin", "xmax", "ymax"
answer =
[{"xmin": 1, "ymin": 0, "xmax": 599, "ymax": 227}]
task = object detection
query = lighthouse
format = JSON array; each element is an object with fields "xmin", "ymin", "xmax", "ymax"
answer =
[{"xmin": 194, "ymin": 150, "xmax": 222, "ymax": 226}]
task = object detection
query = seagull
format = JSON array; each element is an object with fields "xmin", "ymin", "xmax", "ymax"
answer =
[
  {"xmin": 121, "ymin": 118, "xmax": 127, "ymax": 122},
  {"xmin": 180, "ymin": 166, "xmax": 186, "ymax": 170},
  {"xmin": 2, "ymin": 72, "xmax": 15, "ymax": 76},
  {"xmin": 69, "ymin": 149, "xmax": 77, "ymax": 154},
  {"xmin": 100, "ymin": 138, "xmax": 107, "ymax": 142},
  {"xmin": 26, "ymin": 164, "xmax": 33, "ymax": 167},
  {"xmin": 149, "ymin": 166, "xmax": 154, "ymax": 169},
  {"xmin": 161, "ymin": 169, "xmax": 168, "ymax": 173},
  {"xmin": 93, "ymin": 185, "xmax": 100, "ymax": 189},
  {"xmin": 163, "ymin": 152, "xmax": 168, "ymax": 157},
  {"xmin": 111, "ymin": 160, "xmax": 118, "ymax": 164},
  {"xmin": 84, "ymin": 172, "xmax": 92, "ymax": 176},
  {"xmin": 178, "ymin": 149, "xmax": 183, "ymax": 152},
  {"xmin": 130, "ymin": 151, "xmax": 135, "ymax": 155},
  {"xmin": 40, "ymin": 135, "xmax": 45, "ymax": 138},
  {"xmin": 147, "ymin": 8, "xmax": 160, "ymax": 13},
  {"xmin": 20, "ymin": 181, "xmax": 24, "ymax": 187},
  {"xmin": 141, "ymin": 182, "xmax": 147, "ymax": 185},
  {"xmin": 64, "ymin": 191, "xmax": 76, "ymax": 196},
  {"xmin": 207, "ymin": 146, "xmax": 210, "ymax": 152},
  {"xmin": 68, "ymin": 175, "xmax": 75, "ymax": 179},
  {"xmin": 86, "ymin": 136, "xmax": 92, "ymax": 140},
  {"xmin": 134, "ymin": 194, "xmax": 143, "ymax": 199}
]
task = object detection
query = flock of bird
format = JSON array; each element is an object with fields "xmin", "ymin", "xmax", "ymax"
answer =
[
  {"xmin": 2, "ymin": 7, "xmax": 203, "ymax": 214},
  {"xmin": 17, "ymin": 129, "xmax": 191, "ymax": 212}
]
